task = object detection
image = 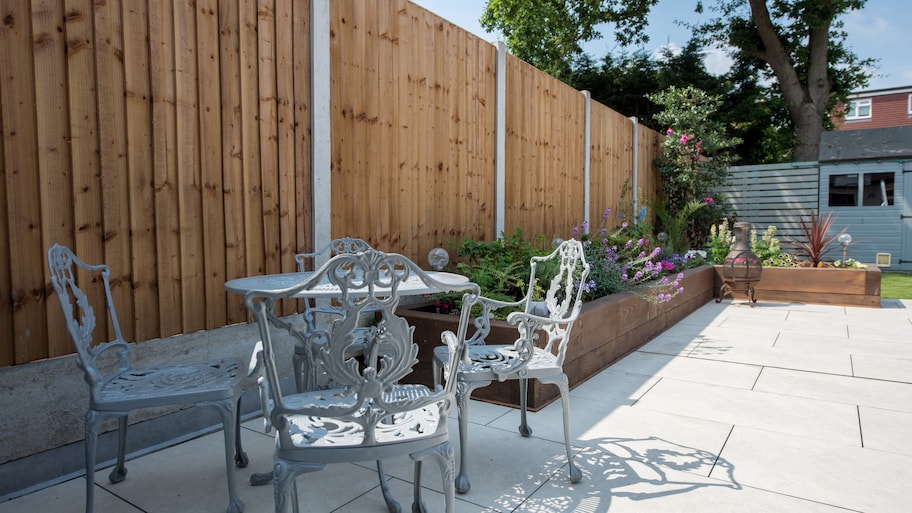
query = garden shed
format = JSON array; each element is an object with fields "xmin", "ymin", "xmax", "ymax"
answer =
[
  {"xmin": 719, "ymin": 126, "xmax": 912, "ymax": 270},
  {"xmin": 818, "ymin": 126, "xmax": 912, "ymax": 270}
]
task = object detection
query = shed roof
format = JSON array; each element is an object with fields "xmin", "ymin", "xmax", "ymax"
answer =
[{"xmin": 819, "ymin": 126, "xmax": 912, "ymax": 162}]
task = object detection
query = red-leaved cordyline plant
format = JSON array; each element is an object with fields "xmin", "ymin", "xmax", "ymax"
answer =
[{"xmin": 787, "ymin": 212, "xmax": 848, "ymax": 266}]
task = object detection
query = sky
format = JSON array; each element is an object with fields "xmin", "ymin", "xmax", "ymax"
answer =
[{"xmin": 410, "ymin": 0, "xmax": 912, "ymax": 91}]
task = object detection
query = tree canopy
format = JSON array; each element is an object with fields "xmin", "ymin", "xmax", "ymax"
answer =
[{"xmin": 481, "ymin": 0, "xmax": 876, "ymax": 161}]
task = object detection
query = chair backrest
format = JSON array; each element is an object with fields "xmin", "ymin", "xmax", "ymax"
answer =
[
  {"xmin": 245, "ymin": 249, "xmax": 479, "ymax": 447},
  {"xmin": 527, "ymin": 238, "xmax": 589, "ymax": 363},
  {"xmin": 47, "ymin": 244, "xmax": 132, "ymax": 401},
  {"xmin": 294, "ymin": 237, "xmax": 373, "ymax": 272}
]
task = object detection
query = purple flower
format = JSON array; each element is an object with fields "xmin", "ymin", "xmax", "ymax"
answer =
[{"xmin": 603, "ymin": 208, "xmax": 611, "ymax": 220}]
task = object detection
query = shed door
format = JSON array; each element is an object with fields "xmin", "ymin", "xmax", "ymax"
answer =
[{"xmin": 902, "ymin": 165, "xmax": 912, "ymax": 270}]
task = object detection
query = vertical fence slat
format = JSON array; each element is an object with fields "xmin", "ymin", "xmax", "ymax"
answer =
[
  {"xmin": 33, "ymin": 0, "xmax": 72, "ymax": 357},
  {"xmin": 197, "ymin": 0, "xmax": 227, "ymax": 328},
  {"xmin": 149, "ymin": 0, "xmax": 182, "ymax": 336},
  {"xmin": 122, "ymin": 0, "xmax": 160, "ymax": 341},
  {"xmin": 241, "ymin": 0, "xmax": 265, "ymax": 279},
  {"xmin": 219, "ymin": 0, "xmax": 247, "ymax": 324},
  {"xmin": 258, "ymin": 0, "xmax": 280, "ymax": 278},
  {"xmin": 96, "ymin": 0, "xmax": 135, "ymax": 342},
  {"xmin": 174, "ymin": 0, "xmax": 205, "ymax": 333},
  {"xmin": 2, "ymin": 0, "xmax": 45, "ymax": 364},
  {"xmin": 63, "ymin": 0, "xmax": 107, "ymax": 344},
  {"xmin": 292, "ymin": 0, "xmax": 312, "ymax": 259}
]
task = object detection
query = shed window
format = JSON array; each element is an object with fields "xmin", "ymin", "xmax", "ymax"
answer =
[
  {"xmin": 828, "ymin": 172, "xmax": 894, "ymax": 207},
  {"xmin": 908, "ymin": 94, "xmax": 912, "ymax": 115},
  {"xmin": 845, "ymin": 99, "xmax": 872, "ymax": 120},
  {"xmin": 862, "ymin": 172, "xmax": 894, "ymax": 206}
]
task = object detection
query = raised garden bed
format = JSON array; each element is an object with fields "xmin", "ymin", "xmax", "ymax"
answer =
[
  {"xmin": 398, "ymin": 265, "xmax": 716, "ymax": 410},
  {"xmin": 713, "ymin": 263, "xmax": 882, "ymax": 308}
]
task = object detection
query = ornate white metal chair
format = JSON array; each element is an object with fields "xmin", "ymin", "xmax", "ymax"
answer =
[
  {"xmin": 431, "ymin": 238, "xmax": 590, "ymax": 493},
  {"xmin": 47, "ymin": 243, "xmax": 260, "ymax": 513},
  {"xmin": 244, "ymin": 249, "xmax": 479, "ymax": 513},
  {"xmin": 292, "ymin": 236, "xmax": 375, "ymax": 392}
]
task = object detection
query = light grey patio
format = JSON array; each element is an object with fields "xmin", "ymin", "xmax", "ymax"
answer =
[{"xmin": 2, "ymin": 298, "xmax": 910, "ymax": 512}]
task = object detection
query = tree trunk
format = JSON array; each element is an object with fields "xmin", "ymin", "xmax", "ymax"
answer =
[{"xmin": 748, "ymin": 0, "xmax": 832, "ymax": 162}]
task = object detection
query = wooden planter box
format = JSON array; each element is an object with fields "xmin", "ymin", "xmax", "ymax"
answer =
[
  {"xmin": 397, "ymin": 265, "xmax": 716, "ymax": 410},
  {"xmin": 713, "ymin": 264, "xmax": 882, "ymax": 308}
]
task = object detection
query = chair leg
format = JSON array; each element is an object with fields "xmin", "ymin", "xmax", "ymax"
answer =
[
  {"xmin": 454, "ymin": 381, "xmax": 487, "ymax": 494},
  {"xmin": 518, "ymin": 377, "xmax": 532, "ymax": 437},
  {"xmin": 376, "ymin": 460, "xmax": 401, "ymax": 513},
  {"xmin": 214, "ymin": 400, "xmax": 244, "ymax": 513},
  {"xmin": 108, "ymin": 415, "xmax": 128, "ymax": 483},
  {"xmin": 84, "ymin": 410, "xmax": 101, "ymax": 513},
  {"xmin": 234, "ymin": 397, "xmax": 249, "ymax": 467},
  {"xmin": 411, "ymin": 442, "xmax": 455, "ymax": 513},
  {"xmin": 554, "ymin": 375, "xmax": 581, "ymax": 484}
]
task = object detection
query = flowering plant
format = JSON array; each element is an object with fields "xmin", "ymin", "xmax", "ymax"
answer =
[{"xmin": 573, "ymin": 208, "xmax": 699, "ymax": 303}]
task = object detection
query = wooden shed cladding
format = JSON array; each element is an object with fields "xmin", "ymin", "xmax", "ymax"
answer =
[{"xmin": 330, "ymin": 0, "xmax": 497, "ymax": 259}]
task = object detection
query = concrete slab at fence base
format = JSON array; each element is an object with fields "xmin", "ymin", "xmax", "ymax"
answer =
[{"xmin": 713, "ymin": 264, "xmax": 882, "ymax": 308}]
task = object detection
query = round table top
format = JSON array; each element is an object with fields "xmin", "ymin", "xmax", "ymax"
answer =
[{"xmin": 224, "ymin": 270, "xmax": 469, "ymax": 299}]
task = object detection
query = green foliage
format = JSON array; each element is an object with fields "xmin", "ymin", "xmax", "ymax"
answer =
[
  {"xmin": 691, "ymin": 0, "xmax": 874, "ymax": 160},
  {"xmin": 706, "ymin": 219, "xmax": 733, "ymax": 264},
  {"xmin": 707, "ymin": 221, "xmax": 798, "ymax": 267},
  {"xmin": 654, "ymin": 198, "xmax": 708, "ymax": 254},
  {"xmin": 750, "ymin": 225, "xmax": 798, "ymax": 267},
  {"xmin": 574, "ymin": 209, "xmax": 694, "ymax": 303},
  {"xmin": 449, "ymin": 228, "xmax": 551, "ymax": 304},
  {"xmin": 787, "ymin": 212, "xmax": 848, "ymax": 266},
  {"xmin": 480, "ymin": 0, "xmax": 658, "ymax": 80},
  {"xmin": 648, "ymin": 85, "xmax": 738, "ymax": 247}
]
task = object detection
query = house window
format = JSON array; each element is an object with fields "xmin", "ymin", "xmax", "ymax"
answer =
[
  {"xmin": 844, "ymin": 98, "xmax": 872, "ymax": 120},
  {"xmin": 908, "ymin": 94, "xmax": 912, "ymax": 115},
  {"xmin": 828, "ymin": 172, "xmax": 894, "ymax": 207}
]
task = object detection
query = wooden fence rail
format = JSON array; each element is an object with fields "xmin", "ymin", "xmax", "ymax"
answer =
[{"xmin": 0, "ymin": 0, "xmax": 660, "ymax": 367}]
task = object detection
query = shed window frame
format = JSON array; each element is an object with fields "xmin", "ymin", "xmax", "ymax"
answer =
[
  {"xmin": 845, "ymin": 98, "xmax": 872, "ymax": 120},
  {"xmin": 828, "ymin": 172, "xmax": 895, "ymax": 207},
  {"xmin": 908, "ymin": 94, "xmax": 912, "ymax": 115}
]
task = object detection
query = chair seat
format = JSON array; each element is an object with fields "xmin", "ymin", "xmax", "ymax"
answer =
[
  {"xmin": 95, "ymin": 358, "xmax": 246, "ymax": 410},
  {"xmin": 280, "ymin": 384, "xmax": 444, "ymax": 449},
  {"xmin": 433, "ymin": 344, "xmax": 560, "ymax": 382}
]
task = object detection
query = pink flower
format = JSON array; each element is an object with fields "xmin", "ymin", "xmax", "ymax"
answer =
[
  {"xmin": 662, "ymin": 261, "xmax": 675, "ymax": 271},
  {"xmin": 666, "ymin": 128, "xmax": 673, "ymax": 135},
  {"xmin": 704, "ymin": 197, "xmax": 714, "ymax": 205},
  {"xmin": 679, "ymin": 134, "xmax": 690, "ymax": 145}
]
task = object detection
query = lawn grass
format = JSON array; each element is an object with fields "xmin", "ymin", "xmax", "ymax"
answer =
[{"xmin": 881, "ymin": 272, "xmax": 912, "ymax": 299}]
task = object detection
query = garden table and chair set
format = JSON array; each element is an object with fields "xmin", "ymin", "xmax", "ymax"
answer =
[{"xmin": 46, "ymin": 235, "xmax": 590, "ymax": 513}]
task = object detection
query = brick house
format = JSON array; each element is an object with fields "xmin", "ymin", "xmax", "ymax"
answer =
[{"xmin": 833, "ymin": 86, "xmax": 912, "ymax": 130}]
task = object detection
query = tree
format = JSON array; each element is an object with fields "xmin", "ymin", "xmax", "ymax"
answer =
[
  {"xmin": 479, "ymin": 0, "xmax": 658, "ymax": 80},
  {"xmin": 481, "ymin": 0, "xmax": 875, "ymax": 161},
  {"xmin": 693, "ymin": 0, "xmax": 875, "ymax": 160}
]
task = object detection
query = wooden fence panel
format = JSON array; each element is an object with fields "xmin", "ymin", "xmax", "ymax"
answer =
[
  {"xmin": 504, "ymin": 55, "xmax": 587, "ymax": 240},
  {"xmin": 0, "ymin": 0, "xmax": 657, "ymax": 367},
  {"xmin": 330, "ymin": 1, "xmax": 497, "ymax": 263}
]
